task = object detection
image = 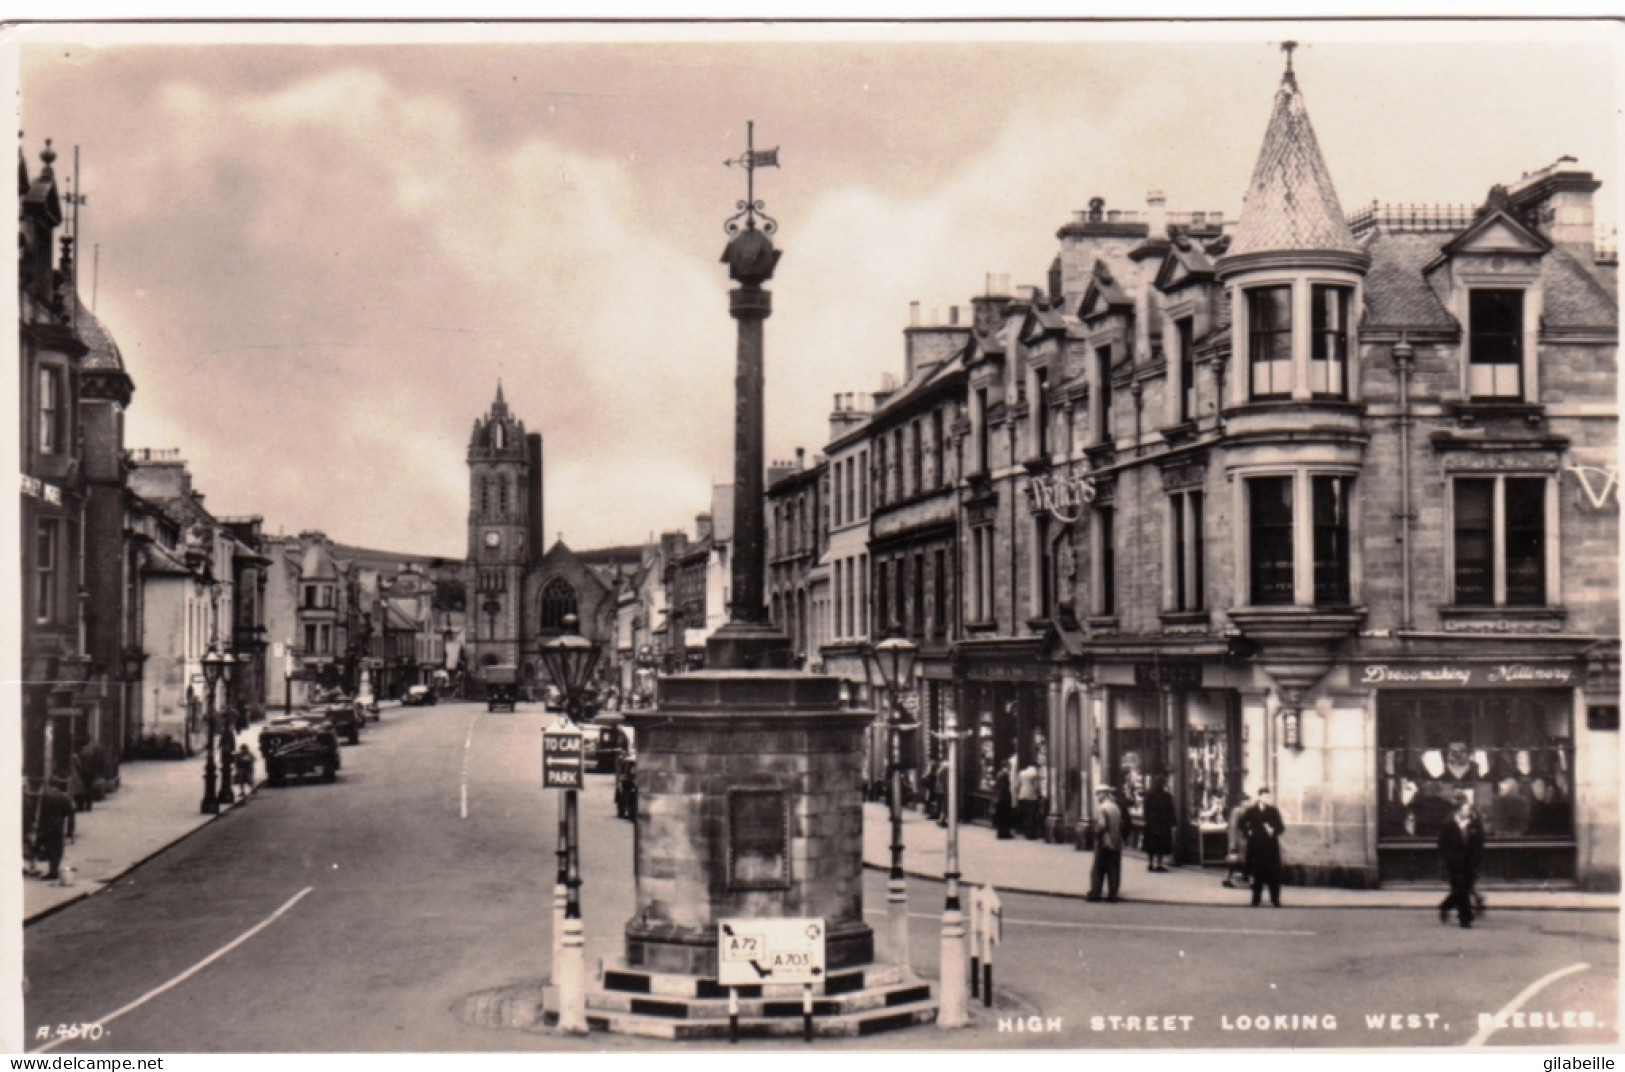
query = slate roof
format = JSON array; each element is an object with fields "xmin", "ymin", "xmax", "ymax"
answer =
[
  {"xmin": 1229, "ymin": 71, "xmax": 1361, "ymax": 258},
  {"xmin": 1361, "ymin": 232, "xmax": 1456, "ymax": 331},
  {"xmin": 69, "ymin": 293, "xmax": 126, "ymax": 372},
  {"xmin": 1542, "ymin": 248, "xmax": 1619, "ymax": 329}
]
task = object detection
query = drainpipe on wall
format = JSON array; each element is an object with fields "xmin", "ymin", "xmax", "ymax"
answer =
[{"xmin": 1392, "ymin": 337, "xmax": 1415, "ymax": 632}]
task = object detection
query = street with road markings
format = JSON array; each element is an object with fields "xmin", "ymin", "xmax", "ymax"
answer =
[{"xmin": 24, "ymin": 701, "xmax": 1617, "ymax": 1053}]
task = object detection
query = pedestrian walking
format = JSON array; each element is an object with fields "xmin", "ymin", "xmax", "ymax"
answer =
[
  {"xmin": 33, "ymin": 777, "xmax": 75, "ymax": 882},
  {"xmin": 1241, "ymin": 786, "xmax": 1286, "ymax": 907},
  {"xmin": 1016, "ymin": 763, "xmax": 1043, "ymax": 840},
  {"xmin": 1437, "ymin": 792, "xmax": 1484, "ymax": 928},
  {"xmin": 1222, "ymin": 789, "xmax": 1252, "ymax": 888},
  {"xmin": 235, "ymin": 745, "xmax": 257, "ymax": 796},
  {"xmin": 1142, "ymin": 775, "xmax": 1176, "ymax": 872},
  {"xmin": 934, "ymin": 758, "xmax": 950, "ymax": 828},
  {"xmin": 993, "ymin": 767, "xmax": 1016, "ymax": 840},
  {"xmin": 1085, "ymin": 786, "xmax": 1123, "ymax": 902}
]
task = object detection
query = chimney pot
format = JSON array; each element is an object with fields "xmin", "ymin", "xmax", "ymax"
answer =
[{"xmin": 909, "ymin": 301, "xmax": 921, "ymax": 327}]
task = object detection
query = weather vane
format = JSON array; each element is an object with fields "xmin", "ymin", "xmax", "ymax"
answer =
[{"xmin": 723, "ymin": 120, "xmax": 780, "ymax": 236}]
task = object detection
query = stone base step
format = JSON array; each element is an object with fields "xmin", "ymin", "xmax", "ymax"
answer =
[
  {"xmin": 590, "ymin": 978, "xmax": 934, "ymax": 1019},
  {"xmin": 599, "ymin": 958, "xmax": 906, "ymax": 1001},
  {"xmin": 575, "ymin": 997, "xmax": 939, "ymax": 1040}
]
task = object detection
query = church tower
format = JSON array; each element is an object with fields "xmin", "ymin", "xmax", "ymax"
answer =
[{"xmin": 466, "ymin": 383, "xmax": 534, "ymax": 669}]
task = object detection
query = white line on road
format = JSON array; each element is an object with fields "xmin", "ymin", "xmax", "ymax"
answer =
[
  {"xmin": 1465, "ymin": 961, "xmax": 1590, "ymax": 1046},
  {"xmin": 30, "ymin": 886, "xmax": 315, "ymax": 1054},
  {"xmin": 863, "ymin": 908, "xmax": 1314, "ymax": 938},
  {"xmin": 460, "ymin": 708, "xmax": 480, "ymax": 819}
]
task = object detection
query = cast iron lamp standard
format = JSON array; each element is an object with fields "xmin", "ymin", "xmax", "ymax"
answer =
[
  {"xmin": 539, "ymin": 614, "xmax": 600, "ymax": 1036},
  {"xmin": 933, "ymin": 705, "xmax": 973, "ymax": 1028},
  {"xmin": 215, "ymin": 650, "xmax": 248, "ymax": 808},
  {"xmin": 199, "ymin": 645, "xmax": 230, "ymax": 814},
  {"xmin": 864, "ymin": 635, "xmax": 919, "ymax": 972}
]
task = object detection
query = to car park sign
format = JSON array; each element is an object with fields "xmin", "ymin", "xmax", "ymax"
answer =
[
  {"xmin": 541, "ymin": 723, "xmax": 584, "ymax": 789},
  {"xmin": 717, "ymin": 917, "xmax": 826, "ymax": 985}
]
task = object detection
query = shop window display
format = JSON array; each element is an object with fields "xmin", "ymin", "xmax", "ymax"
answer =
[{"xmin": 1378, "ymin": 692, "xmax": 1572, "ymax": 843}]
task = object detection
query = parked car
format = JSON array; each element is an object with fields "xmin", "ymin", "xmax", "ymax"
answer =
[
  {"xmin": 355, "ymin": 682, "xmax": 380, "ymax": 722},
  {"xmin": 315, "ymin": 700, "xmax": 363, "ymax": 745},
  {"xmin": 402, "ymin": 684, "xmax": 438, "ymax": 707},
  {"xmin": 260, "ymin": 716, "xmax": 340, "ymax": 785}
]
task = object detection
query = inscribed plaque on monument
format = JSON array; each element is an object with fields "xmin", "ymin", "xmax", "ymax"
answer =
[{"xmin": 728, "ymin": 788, "xmax": 788, "ymax": 889}]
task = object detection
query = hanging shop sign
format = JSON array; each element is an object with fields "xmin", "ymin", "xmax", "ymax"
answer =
[
  {"xmin": 1027, "ymin": 468, "xmax": 1095, "ymax": 524},
  {"xmin": 1355, "ymin": 662, "xmax": 1575, "ymax": 690},
  {"xmin": 20, "ymin": 475, "xmax": 61, "ymax": 504}
]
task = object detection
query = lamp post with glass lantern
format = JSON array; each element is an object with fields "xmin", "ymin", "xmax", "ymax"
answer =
[
  {"xmin": 539, "ymin": 613, "xmax": 600, "ymax": 1036},
  {"xmin": 215, "ymin": 650, "xmax": 248, "ymax": 807},
  {"xmin": 864, "ymin": 635, "xmax": 919, "ymax": 972},
  {"xmin": 199, "ymin": 645, "xmax": 230, "ymax": 814}
]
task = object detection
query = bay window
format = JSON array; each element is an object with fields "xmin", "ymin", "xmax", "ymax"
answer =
[
  {"xmin": 1247, "ymin": 286, "xmax": 1293, "ymax": 400},
  {"xmin": 1244, "ymin": 471, "xmax": 1357, "ymax": 607},
  {"xmin": 1177, "ymin": 318, "xmax": 1197, "ymax": 423},
  {"xmin": 1310, "ymin": 285, "xmax": 1351, "ymax": 399}
]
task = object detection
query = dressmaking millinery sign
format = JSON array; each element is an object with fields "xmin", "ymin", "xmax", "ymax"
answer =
[{"xmin": 1356, "ymin": 662, "xmax": 1575, "ymax": 689}]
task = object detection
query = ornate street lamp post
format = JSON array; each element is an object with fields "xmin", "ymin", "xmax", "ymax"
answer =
[
  {"xmin": 199, "ymin": 645, "xmax": 230, "ymax": 814},
  {"xmin": 215, "ymin": 651, "xmax": 248, "ymax": 807},
  {"xmin": 864, "ymin": 635, "xmax": 919, "ymax": 971},
  {"xmin": 934, "ymin": 704, "xmax": 973, "ymax": 1027},
  {"xmin": 539, "ymin": 613, "xmax": 600, "ymax": 1036}
]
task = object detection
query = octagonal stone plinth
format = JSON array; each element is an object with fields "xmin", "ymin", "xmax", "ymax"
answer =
[{"xmin": 622, "ymin": 671, "xmax": 876, "ymax": 977}]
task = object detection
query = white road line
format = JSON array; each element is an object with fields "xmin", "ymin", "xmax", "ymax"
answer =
[
  {"xmin": 1465, "ymin": 961, "xmax": 1590, "ymax": 1046},
  {"xmin": 460, "ymin": 708, "xmax": 480, "ymax": 819},
  {"xmin": 30, "ymin": 886, "xmax": 315, "ymax": 1054},
  {"xmin": 863, "ymin": 908, "xmax": 1313, "ymax": 937}
]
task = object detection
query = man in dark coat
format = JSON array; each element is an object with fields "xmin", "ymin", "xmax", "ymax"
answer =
[
  {"xmin": 1241, "ymin": 786, "xmax": 1286, "ymax": 907},
  {"xmin": 993, "ymin": 767, "xmax": 1016, "ymax": 840},
  {"xmin": 1437, "ymin": 793, "xmax": 1485, "ymax": 928},
  {"xmin": 34, "ymin": 778, "xmax": 75, "ymax": 881},
  {"xmin": 1141, "ymin": 776, "xmax": 1177, "ymax": 872}
]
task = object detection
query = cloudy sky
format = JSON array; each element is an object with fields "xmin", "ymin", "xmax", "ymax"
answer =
[{"xmin": 15, "ymin": 21, "xmax": 1618, "ymax": 558}]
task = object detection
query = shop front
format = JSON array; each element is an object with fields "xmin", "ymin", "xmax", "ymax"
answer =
[
  {"xmin": 1093, "ymin": 655, "xmax": 1245, "ymax": 866},
  {"xmin": 1363, "ymin": 659, "xmax": 1582, "ymax": 884},
  {"xmin": 954, "ymin": 639, "xmax": 1047, "ymax": 826}
]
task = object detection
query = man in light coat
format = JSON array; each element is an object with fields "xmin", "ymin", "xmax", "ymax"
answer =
[{"xmin": 1086, "ymin": 785, "xmax": 1123, "ymax": 903}]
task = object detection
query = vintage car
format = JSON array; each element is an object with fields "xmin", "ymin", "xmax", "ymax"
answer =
[
  {"xmin": 485, "ymin": 665, "xmax": 519, "ymax": 713},
  {"xmin": 355, "ymin": 682, "xmax": 380, "ymax": 722},
  {"xmin": 260, "ymin": 716, "xmax": 341, "ymax": 785},
  {"xmin": 314, "ymin": 700, "xmax": 363, "ymax": 745},
  {"xmin": 402, "ymin": 684, "xmax": 438, "ymax": 707}
]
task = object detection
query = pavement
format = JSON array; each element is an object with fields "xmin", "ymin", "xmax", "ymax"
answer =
[
  {"xmin": 861, "ymin": 800, "xmax": 1621, "ymax": 911},
  {"xmin": 22, "ymin": 705, "xmax": 393, "ymax": 924},
  {"xmin": 22, "ymin": 714, "xmax": 1615, "ymax": 925}
]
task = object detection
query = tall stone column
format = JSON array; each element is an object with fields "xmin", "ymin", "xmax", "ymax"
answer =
[{"xmin": 706, "ymin": 221, "xmax": 790, "ymax": 671}]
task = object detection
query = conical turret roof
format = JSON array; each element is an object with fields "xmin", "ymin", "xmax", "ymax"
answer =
[{"xmin": 1228, "ymin": 64, "xmax": 1361, "ymax": 259}]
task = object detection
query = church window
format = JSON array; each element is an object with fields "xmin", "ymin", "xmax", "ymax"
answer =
[
  {"xmin": 499, "ymin": 477, "xmax": 509, "ymax": 516},
  {"xmin": 541, "ymin": 578, "xmax": 579, "ymax": 631}
]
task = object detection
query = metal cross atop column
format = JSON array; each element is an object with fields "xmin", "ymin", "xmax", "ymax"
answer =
[{"xmin": 723, "ymin": 121, "xmax": 780, "ymax": 236}]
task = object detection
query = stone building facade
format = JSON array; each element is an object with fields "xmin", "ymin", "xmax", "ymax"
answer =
[{"xmin": 801, "ymin": 56, "xmax": 1617, "ymax": 890}]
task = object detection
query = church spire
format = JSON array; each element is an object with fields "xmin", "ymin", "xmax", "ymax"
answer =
[
  {"xmin": 492, "ymin": 380, "xmax": 508, "ymax": 416},
  {"xmin": 1227, "ymin": 46, "xmax": 1361, "ymax": 259}
]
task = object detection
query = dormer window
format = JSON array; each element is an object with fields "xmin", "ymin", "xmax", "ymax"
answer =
[
  {"xmin": 1310, "ymin": 285, "xmax": 1352, "ymax": 399},
  {"xmin": 1467, "ymin": 289, "xmax": 1524, "ymax": 399},
  {"xmin": 1247, "ymin": 286, "xmax": 1293, "ymax": 400}
]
